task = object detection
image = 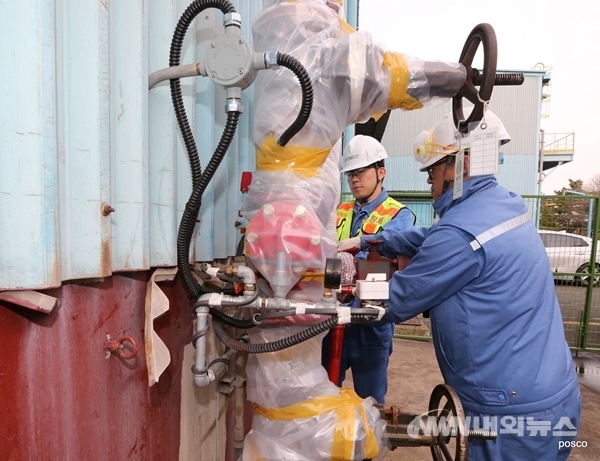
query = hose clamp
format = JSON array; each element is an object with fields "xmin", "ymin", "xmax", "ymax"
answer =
[{"xmin": 191, "ymin": 364, "xmax": 208, "ymax": 376}]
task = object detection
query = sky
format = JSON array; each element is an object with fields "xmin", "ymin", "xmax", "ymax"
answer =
[{"xmin": 359, "ymin": 0, "xmax": 600, "ymax": 194}]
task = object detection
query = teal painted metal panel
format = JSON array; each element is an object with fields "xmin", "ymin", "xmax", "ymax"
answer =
[
  {"xmin": 149, "ymin": 0, "xmax": 181, "ymax": 267},
  {"xmin": 0, "ymin": 0, "xmax": 60, "ymax": 289},
  {"xmin": 56, "ymin": 0, "xmax": 111, "ymax": 279},
  {"xmin": 0, "ymin": 0, "xmax": 262, "ymax": 290},
  {"xmin": 110, "ymin": 0, "xmax": 150, "ymax": 271}
]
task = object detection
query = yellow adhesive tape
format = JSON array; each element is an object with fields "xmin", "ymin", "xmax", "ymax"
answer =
[
  {"xmin": 383, "ymin": 52, "xmax": 424, "ymax": 111},
  {"xmin": 255, "ymin": 134, "xmax": 330, "ymax": 178},
  {"xmin": 253, "ymin": 388, "xmax": 379, "ymax": 459},
  {"xmin": 337, "ymin": 16, "xmax": 355, "ymax": 34}
]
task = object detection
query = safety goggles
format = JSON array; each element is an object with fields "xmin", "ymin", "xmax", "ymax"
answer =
[
  {"xmin": 345, "ymin": 167, "xmax": 371, "ymax": 179},
  {"xmin": 425, "ymin": 156, "xmax": 456, "ymax": 180}
]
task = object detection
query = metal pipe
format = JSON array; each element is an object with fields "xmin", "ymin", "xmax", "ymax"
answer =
[
  {"xmin": 192, "ymin": 306, "xmax": 211, "ymax": 388},
  {"xmin": 210, "ymin": 348, "xmax": 237, "ymax": 381},
  {"xmin": 194, "ymin": 290, "xmax": 260, "ymax": 308},
  {"xmin": 579, "ymin": 197, "xmax": 600, "ymax": 350},
  {"xmin": 235, "ymin": 264, "xmax": 256, "ymax": 285},
  {"xmin": 345, "ymin": 0, "xmax": 358, "ymax": 28},
  {"xmin": 148, "ymin": 63, "xmax": 204, "ymax": 89},
  {"xmin": 271, "ymin": 252, "xmax": 289, "ymax": 298},
  {"xmin": 234, "ymin": 379, "xmax": 245, "ymax": 451},
  {"xmin": 191, "ymin": 305, "xmax": 241, "ymax": 387},
  {"xmin": 538, "ymin": 129, "xmax": 545, "ymax": 190}
]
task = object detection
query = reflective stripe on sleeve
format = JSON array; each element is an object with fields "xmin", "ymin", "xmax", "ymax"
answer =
[{"xmin": 470, "ymin": 212, "xmax": 531, "ymax": 251}]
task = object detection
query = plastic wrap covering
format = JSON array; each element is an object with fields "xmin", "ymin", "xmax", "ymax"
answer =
[
  {"xmin": 252, "ymin": 0, "xmax": 466, "ymax": 146},
  {"xmin": 243, "ymin": 171, "xmax": 338, "ymax": 296},
  {"xmin": 405, "ymin": 59, "xmax": 467, "ymax": 107},
  {"xmin": 242, "ymin": 327, "xmax": 388, "ymax": 460},
  {"xmin": 238, "ymin": 3, "xmax": 468, "ymax": 457},
  {"xmin": 242, "ymin": 0, "xmax": 465, "ymax": 296}
]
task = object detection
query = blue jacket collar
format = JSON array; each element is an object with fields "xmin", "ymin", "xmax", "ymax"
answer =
[{"xmin": 433, "ymin": 176, "xmax": 498, "ymax": 218}]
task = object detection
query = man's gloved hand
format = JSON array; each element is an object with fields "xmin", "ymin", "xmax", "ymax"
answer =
[{"xmin": 337, "ymin": 236, "xmax": 361, "ymax": 253}]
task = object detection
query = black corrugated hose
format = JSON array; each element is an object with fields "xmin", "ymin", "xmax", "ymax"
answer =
[
  {"xmin": 275, "ymin": 52, "xmax": 314, "ymax": 146},
  {"xmin": 169, "ymin": 0, "xmax": 239, "ymax": 299},
  {"xmin": 212, "ymin": 316, "xmax": 340, "ymax": 353},
  {"xmin": 176, "ymin": 111, "xmax": 240, "ymax": 300},
  {"xmin": 210, "ymin": 307, "xmax": 255, "ymax": 330},
  {"xmin": 169, "ymin": 0, "xmax": 236, "ymax": 188}
]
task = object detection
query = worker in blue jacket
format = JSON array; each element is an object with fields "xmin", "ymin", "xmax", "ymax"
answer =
[
  {"xmin": 339, "ymin": 110, "xmax": 581, "ymax": 460},
  {"xmin": 322, "ymin": 135, "xmax": 415, "ymax": 404}
]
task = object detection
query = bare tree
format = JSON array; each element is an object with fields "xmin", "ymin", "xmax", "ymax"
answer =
[{"xmin": 585, "ymin": 173, "xmax": 600, "ymax": 195}]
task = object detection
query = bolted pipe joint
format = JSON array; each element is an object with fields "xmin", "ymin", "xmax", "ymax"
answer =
[
  {"xmin": 261, "ymin": 51, "xmax": 279, "ymax": 70},
  {"xmin": 226, "ymin": 98, "xmax": 244, "ymax": 114},
  {"xmin": 223, "ymin": 12, "xmax": 242, "ymax": 30}
]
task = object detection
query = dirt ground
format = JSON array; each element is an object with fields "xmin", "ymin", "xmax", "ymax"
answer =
[{"xmin": 344, "ymin": 338, "xmax": 600, "ymax": 461}]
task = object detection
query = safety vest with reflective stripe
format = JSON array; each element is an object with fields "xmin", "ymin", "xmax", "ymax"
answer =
[{"xmin": 336, "ymin": 197, "xmax": 408, "ymax": 240}]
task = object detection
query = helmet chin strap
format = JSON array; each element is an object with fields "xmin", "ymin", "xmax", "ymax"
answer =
[
  {"xmin": 357, "ymin": 165, "xmax": 382, "ymax": 205},
  {"xmin": 441, "ymin": 156, "xmax": 455, "ymax": 194}
]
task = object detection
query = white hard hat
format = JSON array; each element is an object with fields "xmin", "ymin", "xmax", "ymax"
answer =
[
  {"xmin": 413, "ymin": 109, "xmax": 511, "ymax": 172},
  {"xmin": 341, "ymin": 135, "xmax": 388, "ymax": 172}
]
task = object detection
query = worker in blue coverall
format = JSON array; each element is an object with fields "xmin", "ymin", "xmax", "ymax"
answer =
[
  {"xmin": 338, "ymin": 111, "xmax": 581, "ymax": 460},
  {"xmin": 321, "ymin": 135, "xmax": 415, "ymax": 404}
]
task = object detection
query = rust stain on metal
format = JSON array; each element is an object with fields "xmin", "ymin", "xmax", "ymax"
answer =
[
  {"xmin": 0, "ymin": 274, "xmax": 193, "ymax": 460},
  {"xmin": 52, "ymin": 244, "xmax": 61, "ymax": 286},
  {"xmin": 93, "ymin": 302, "xmax": 121, "ymax": 336},
  {"xmin": 100, "ymin": 234, "xmax": 112, "ymax": 277},
  {"xmin": 391, "ymin": 405, "xmax": 401, "ymax": 425}
]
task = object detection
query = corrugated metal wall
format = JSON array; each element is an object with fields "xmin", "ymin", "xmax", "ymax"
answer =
[
  {"xmin": 381, "ymin": 72, "xmax": 544, "ymax": 196},
  {"xmin": 0, "ymin": 0, "xmax": 260, "ymax": 291}
]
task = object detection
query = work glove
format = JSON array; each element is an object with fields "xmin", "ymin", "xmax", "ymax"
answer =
[
  {"xmin": 338, "ymin": 251, "xmax": 356, "ymax": 285},
  {"xmin": 337, "ymin": 236, "xmax": 360, "ymax": 253}
]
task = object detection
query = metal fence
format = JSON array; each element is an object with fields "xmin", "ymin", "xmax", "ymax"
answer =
[{"xmin": 384, "ymin": 192, "xmax": 600, "ymax": 352}]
